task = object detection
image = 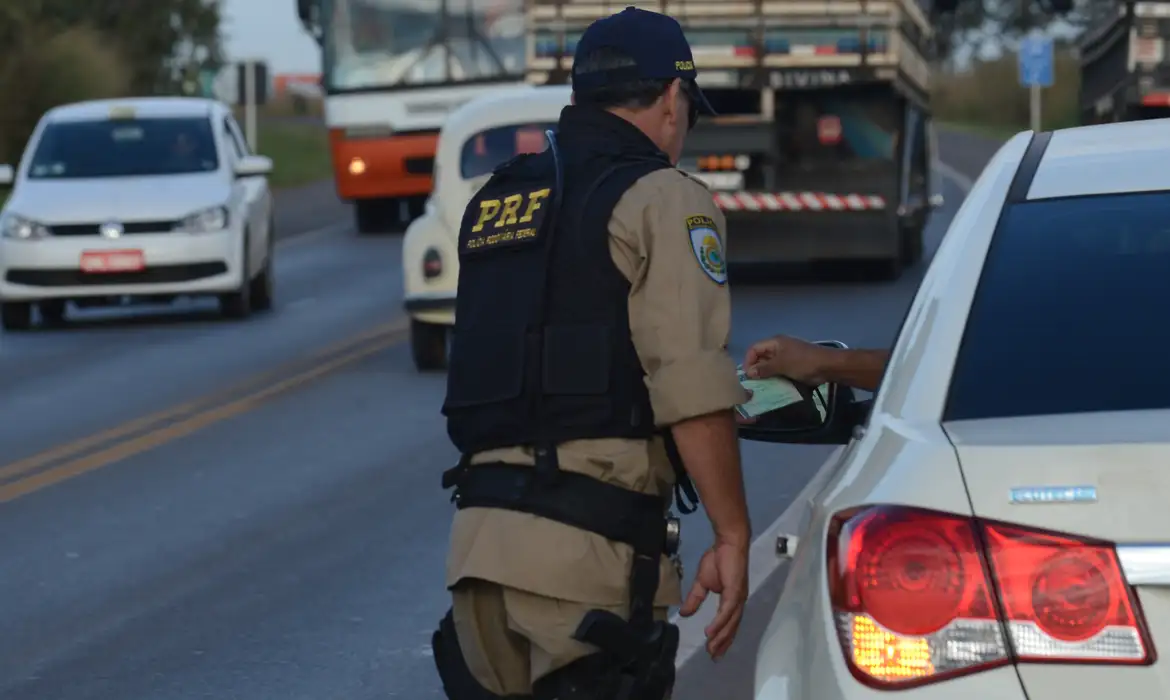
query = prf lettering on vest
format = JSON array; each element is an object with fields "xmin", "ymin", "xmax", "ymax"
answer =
[{"xmin": 463, "ymin": 187, "xmax": 552, "ymax": 254}]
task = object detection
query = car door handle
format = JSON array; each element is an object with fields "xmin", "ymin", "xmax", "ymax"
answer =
[{"xmin": 776, "ymin": 533, "xmax": 799, "ymax": 560}]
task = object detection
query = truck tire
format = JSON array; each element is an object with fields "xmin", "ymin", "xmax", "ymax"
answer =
[
  {"xmin": 900, "ymin": 222, "xmax": 924, "ymax": 267},
  {"xmin": 872, "ymin": 221, "xmax": 906, "ymax": 281}
]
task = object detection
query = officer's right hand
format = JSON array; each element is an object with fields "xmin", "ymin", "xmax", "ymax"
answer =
[
  {"xmin": 744, "ymin": 334, "xmax": 831, "ymax": 385},
  {"xmin": 678, "ymin": 540, "xmax": 749, "ymax": 660}
]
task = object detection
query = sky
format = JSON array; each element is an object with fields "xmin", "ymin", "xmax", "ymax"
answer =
[{"xmin": 220, "ymin": 0, "xmax": 322, "ymax": 74}]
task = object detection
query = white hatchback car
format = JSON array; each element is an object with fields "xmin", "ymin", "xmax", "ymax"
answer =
[
  {"xmin": 746, "ymin": 120, "xmax": 1170, "ymax": 699},
  {"xmin": 402, "ymin": 85, "xmax": 571, "ymax": 371},
  {"xmin": 0, "ymin": 97, "xmax": 276, "ymax": 330}
]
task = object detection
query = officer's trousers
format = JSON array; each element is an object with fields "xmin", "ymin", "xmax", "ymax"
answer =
[{"xmin": 451, "ymin": 578, "xmax": 672, "ymax": 697}]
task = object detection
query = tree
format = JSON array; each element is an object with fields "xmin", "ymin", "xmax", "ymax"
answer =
[
  {"xmin": 0, "ymin": 0, "xmax": 223, "ymax": 94},
  {"xmin": 931, "ymin": 0, "xmax": 1117, "ymax": 59}
]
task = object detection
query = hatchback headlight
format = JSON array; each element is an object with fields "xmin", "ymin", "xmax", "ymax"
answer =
[
  {"xmin": 178, "ymin": 206, "xmax": 229, "ymax": 233},
  {"xmin": 0, "ymin": 213, "xmax": 50, "ymax": 240}
]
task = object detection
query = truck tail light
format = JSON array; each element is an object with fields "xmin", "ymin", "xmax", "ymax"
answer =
[
  {"xmin": 828, "ymin": 506, "xmax": 1152, "ymax": 690},
  {"xmin": 698, "ymin": 154, "xmax": 750, "ymax": 171}
]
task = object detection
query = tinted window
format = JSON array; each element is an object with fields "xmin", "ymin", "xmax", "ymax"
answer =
[
  {"xmin": 28, "ymin": 117, "xmax": 219, "ymax": 179},
  {"xmin": 459, "ymin": 123, "xmax": 555, "ymax": 180},
  {"xmin": 945, "ymin": 191, "xmax": 1170, "ymax": 421}
]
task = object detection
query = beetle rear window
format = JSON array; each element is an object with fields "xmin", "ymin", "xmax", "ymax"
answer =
[{"xmin": 459, "ymin": 122, "xmax": 556, "ymax": 180}]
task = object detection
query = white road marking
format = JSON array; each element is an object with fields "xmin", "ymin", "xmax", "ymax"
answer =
[{"xmin": 671, "ymin": 164, "xmax": 978, "ymax": 668}]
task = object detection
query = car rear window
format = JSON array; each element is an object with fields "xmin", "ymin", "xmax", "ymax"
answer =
[
  {"xmin": 459, "ymin": 122, "xmax": 556, "ymax": 180},
  {"xmin": 27, "ymin": 116, "xmax": 219, "ymax": 179},
  {"xmin": 944, "ymin": 190, "xmax": 1170, "ymax": 422}
]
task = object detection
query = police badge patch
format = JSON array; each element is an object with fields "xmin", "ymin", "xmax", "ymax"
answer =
[{"xmin": 686, "ymin": 214, "xmax": 727, "ymax": 285}]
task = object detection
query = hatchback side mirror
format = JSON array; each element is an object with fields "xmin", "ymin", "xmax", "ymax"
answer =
[{"xmin": 234, "ymin": 155, "xmax": 273, "ymax": 178}]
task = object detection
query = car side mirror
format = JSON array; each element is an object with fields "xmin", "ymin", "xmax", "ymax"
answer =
[
  {"xmin": 736, "ymin": 340, "xmax": 865, "ymax": 446},
  {"xmin": 0, "ymin": 165, "xmax": 13, "ymax": 187},
  {"xmin": 234, "ymin": 155, "xmax": 273, "ymax": 178}
]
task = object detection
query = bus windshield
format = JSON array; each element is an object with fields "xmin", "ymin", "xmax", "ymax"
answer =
[{"xmin": 325, "ymin": 0, "xmax": 525, "ymax": 91}]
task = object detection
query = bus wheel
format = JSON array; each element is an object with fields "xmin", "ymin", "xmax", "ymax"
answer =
[{"xmin": 355, "ymin": 200, "xmax": 382, "ymax": 235}]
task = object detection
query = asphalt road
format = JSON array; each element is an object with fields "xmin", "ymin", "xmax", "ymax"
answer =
[{"xmin": 0, "ymin": 130, "xmax": 1002, "ymax": 700}]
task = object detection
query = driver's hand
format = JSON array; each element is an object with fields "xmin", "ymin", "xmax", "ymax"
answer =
[{"xmin": 743, "ymin": 335, "xmax": 830, "ymax": 385}]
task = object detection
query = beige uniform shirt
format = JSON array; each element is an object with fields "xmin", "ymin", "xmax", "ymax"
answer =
[{"xmin": 446, "ymin": 168, "xmax": 749, "ymax": 607}]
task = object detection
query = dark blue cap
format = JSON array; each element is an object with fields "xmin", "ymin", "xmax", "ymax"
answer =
[{"xmin": 572, "ymin": 7, "xmax": 716, "ymax": 116}]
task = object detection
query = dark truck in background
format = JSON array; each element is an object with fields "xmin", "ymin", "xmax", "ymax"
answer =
[
  {"xmin": 1080, "ymin": 0, "xmax": 1170, "ymax": 123},
  {"xmin": 525, "ymin": 0, "xmax": 943, "ymax": 280}
]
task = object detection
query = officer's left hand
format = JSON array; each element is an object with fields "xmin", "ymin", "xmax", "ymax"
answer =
[{"xmin": 678, "ymin": 541, "xmax": 749, "ymax": 660}]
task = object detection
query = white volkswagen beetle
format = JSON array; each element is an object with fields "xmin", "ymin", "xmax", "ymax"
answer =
[{"xmin": 402, "ymin": 85, "xmax": 571, "ymax": 371}]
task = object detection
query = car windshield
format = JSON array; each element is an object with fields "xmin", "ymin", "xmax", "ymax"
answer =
[
  {"xmin": 325, "ymin": 0, "xmax": 525, "ymax": 91},
  {"xmin": 944, "ymin": 190, "xmax": 1170, "ymax": 421},
  {"xmin": 27, "ymin": 116, "xmax": 219, "ymax": 179},
  {"xmin": 459, "ymin": 122, "xmax": 556, "ymax": 180}
]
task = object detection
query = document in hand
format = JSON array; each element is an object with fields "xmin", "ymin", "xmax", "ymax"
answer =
[{"xmin": 735, "ymin": 365, "xmax": 831, "ymax": 420}]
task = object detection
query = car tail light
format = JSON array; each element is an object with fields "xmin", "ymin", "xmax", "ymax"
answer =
[
  {"xmin": 828, "ymin": 506, "xmax": 1153, "ymax": 689},
  {"xmin": 422, "ymin": 248, "xmax": 442, "ymax": 279}
]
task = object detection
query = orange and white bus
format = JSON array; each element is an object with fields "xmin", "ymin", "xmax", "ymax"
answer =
[{"xmin": 296, "ymin": 0, "xmax": 525, "ymax": 233}]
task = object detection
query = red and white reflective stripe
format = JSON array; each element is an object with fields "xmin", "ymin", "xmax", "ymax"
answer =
[{"xmin": 712, "ymin": 192, "xmax": 886, "ymax": 211}]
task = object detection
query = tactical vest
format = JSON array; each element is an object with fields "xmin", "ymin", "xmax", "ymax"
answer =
[{"xmin": 441, "ymin": 133, "xmax": 671, "ymax": 453}]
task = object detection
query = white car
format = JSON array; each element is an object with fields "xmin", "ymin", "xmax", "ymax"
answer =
[
  {"xmin": 0, "ymin": 97, "xmax": 276, "ymax": 330},
  {"xmin": 402, "ymin": 85, "xmax": 571, "ymax": 371},
  {"xmin": 746, "ymin": 120, "xmax": 1170, "ymax": 699}
]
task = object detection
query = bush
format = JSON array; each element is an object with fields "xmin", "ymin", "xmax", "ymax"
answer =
[
  {"xmin": 0, "ymin": 24, "xmax": 130, "ymax": 164},
  {"xmin": 934, "ymin": 51, "xmax": 1081, "ymax": 132}
]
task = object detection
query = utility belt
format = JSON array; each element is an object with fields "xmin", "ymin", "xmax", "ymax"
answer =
[
  {"xmin": 442, "ymin": 456, "xmax": 680, "ymax": 621},
  {"xmin": 441, "ymin": 452, "xmax": 682, "ymax": 699}
]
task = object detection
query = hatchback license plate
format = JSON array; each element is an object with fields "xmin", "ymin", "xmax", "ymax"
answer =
[{"xmin": 80, "ymin": 250, "xmax": 145, "ymax": 273}]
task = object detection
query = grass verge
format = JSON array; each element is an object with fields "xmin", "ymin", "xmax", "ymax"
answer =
[{"xmin": 255, "ymin": 121, "xmax": 333, "ymax": 189}]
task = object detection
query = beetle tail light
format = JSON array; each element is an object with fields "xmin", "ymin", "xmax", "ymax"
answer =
[
  {"xmin": 422, "ymin": 247, "xmax": 442, "ymax": 279},
  {"xmin": 828, "ymin": 506, "xmax": 1152, "ymax": 690}
]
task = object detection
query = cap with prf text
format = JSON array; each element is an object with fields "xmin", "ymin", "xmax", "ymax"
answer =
[{"xmin": 571, "ymin": 6, "xmax": 716, "ymax": 116}]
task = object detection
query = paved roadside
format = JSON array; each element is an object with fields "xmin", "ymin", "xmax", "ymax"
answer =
[{"xmin": 272, "ymin": 180, "xmax": 350, "ymax": 241}]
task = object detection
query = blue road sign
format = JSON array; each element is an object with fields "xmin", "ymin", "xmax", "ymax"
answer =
[{"xmin": 1018, "ymin": 35, "xmax": 1054, "ymax": 88}]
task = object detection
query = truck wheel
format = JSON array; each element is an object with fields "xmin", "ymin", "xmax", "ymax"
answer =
[
  {"xmin": 899, "ymin": 223, "xmax": 924, "ymax": 267},
  {"xmin": 411, "ymin": 319, "xmax": 449, "ymax": 372}
]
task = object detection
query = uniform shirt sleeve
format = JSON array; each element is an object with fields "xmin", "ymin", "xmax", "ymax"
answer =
[{"xmin": 609, "ymin": 169, "xmax": 749, "ymax": 426}]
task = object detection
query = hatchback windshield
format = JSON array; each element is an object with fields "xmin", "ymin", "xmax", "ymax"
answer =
[
  {"xmin": 27, "ymin": 116, "xmax": 219, "ymax": 179},
  {"xmin": 459, "ymin": 122, "xmax": 556, "ymax": 180},
  {"xmin": 945, "ymin": 190, "xmax": 1170, "ymax": 421}
]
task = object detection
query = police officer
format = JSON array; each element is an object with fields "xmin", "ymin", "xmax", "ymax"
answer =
[{"xmin": 432, "ymin": 7, "xmax": 751, "ymax": 700}]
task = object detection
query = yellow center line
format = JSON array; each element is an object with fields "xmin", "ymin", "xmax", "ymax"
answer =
[
  {"xmin": 0, "ymin": 317, "xmax": 409, "ymax": 486},
  {"xmin": 0, "ymin": 329, "xmax": 409, "ymax": 503}
]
